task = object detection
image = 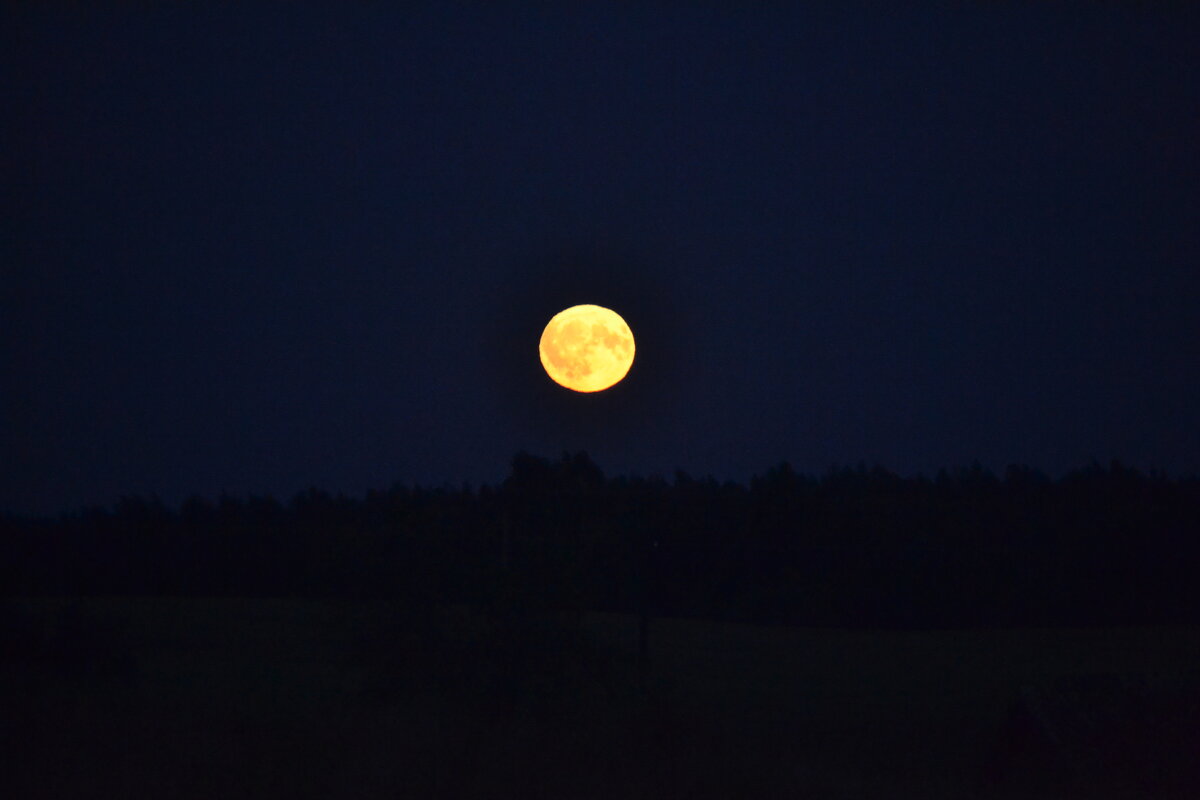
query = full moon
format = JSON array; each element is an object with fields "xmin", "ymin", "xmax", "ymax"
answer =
[{"xmin": 539, "ymin": 304, "xmax": 635, "ymax": 392}]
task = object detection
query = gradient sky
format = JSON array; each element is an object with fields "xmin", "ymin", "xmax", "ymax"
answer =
[{"xmin": 5, "ymin": 3, "xmax": 1199, "ymax": 516}]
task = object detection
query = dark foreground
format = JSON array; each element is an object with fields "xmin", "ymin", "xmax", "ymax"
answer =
[{"xmin": 3, "ymin": 597, "xmax": 1198, "ymax": 799}]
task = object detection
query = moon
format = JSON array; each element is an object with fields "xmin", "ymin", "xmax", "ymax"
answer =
[{"xmin": 539, "ymin": 304, "xmax": 635, "ymax": 392}]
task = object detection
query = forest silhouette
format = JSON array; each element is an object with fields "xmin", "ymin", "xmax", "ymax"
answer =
[{"xmin": 5, "ymin": 452, "xmax": 1196, "ymax": 629}]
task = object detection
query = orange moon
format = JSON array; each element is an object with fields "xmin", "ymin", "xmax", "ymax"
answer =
[{"xmin": 539, "ymin": 304, "xmax": 635, "ymax": 392}]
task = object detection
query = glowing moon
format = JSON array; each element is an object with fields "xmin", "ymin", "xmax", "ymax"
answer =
[{"xmin": 539, "ymin": 304, "xmax": 635, "ymax": 392}]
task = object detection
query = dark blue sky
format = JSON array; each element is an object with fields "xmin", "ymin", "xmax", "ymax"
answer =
[{"xmin": 5, "ymin": 4, "xmax": 1199, "ymax": 515}]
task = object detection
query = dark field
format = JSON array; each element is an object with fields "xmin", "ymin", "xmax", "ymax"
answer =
[{"xmin": 4, "ymin": 597, "xmax": 1198, "ymax": 799}]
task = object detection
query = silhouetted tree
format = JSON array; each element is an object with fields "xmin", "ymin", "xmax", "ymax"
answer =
[{"xmin": 3, "ymin": 454, "xmax": 1199, "ymax": 628}]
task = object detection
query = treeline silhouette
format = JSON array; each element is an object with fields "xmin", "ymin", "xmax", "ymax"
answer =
[{"xmin": 3, "ymin": 453, "xmax": 1198, "ymax": 628}]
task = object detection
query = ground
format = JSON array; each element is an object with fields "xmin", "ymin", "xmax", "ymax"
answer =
[{"xmin": 3, "ymin": 597, "xmax": 1198, "ymax": 798}]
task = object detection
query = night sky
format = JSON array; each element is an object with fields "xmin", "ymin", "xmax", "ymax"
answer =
[{"xmin": 5, "ymin": 4, "xmax": 1199, "ymax": 517}]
